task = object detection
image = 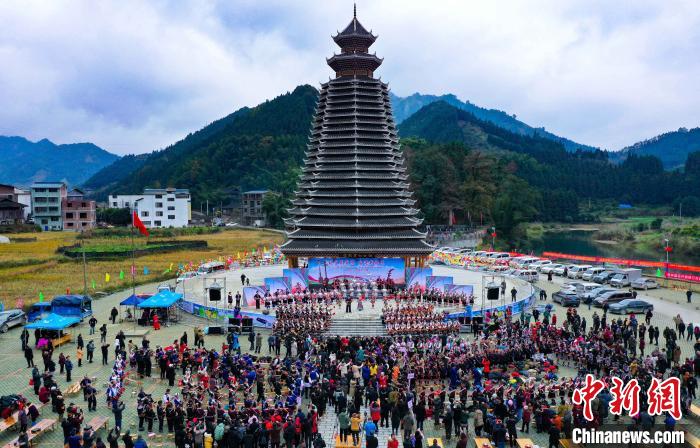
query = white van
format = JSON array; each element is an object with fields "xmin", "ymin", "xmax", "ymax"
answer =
[
  {"xmin": 514, "ymin": 269, "xmax": 539, "ymax": 282},
  {"xmin": 581, "ymin": 266, "xmax": 606, "ymax": 281},
  {"xmin": 489, "ymin": 253, "xmax": 511, "ymax": 263},
  {"xmin": 567, "ymin": 265, "xmax": 593, "ymax": 279},
  {"xmin": 574, "ymin": 282, "xmax": 604, "ymax": 297},
  {"xmin": 513, "ymin": 257, "xmax": 539, "ymax": 269},
  {"xmin": 531, "ymin": 260, "xmax": 552, "ymax": 271},
  {"xmin": 472, "ymin": 251, "xmax": 488, "ymax": 261}
]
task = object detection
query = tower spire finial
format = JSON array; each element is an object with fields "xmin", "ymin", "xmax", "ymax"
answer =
[{"xmin": 354, "ymin": 3, "xmax": 357, "ymax": 19}]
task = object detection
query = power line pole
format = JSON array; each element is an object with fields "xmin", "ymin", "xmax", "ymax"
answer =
[{"xmin": 81, "ymin": 240, "xmax": 88, "ymax": 296}]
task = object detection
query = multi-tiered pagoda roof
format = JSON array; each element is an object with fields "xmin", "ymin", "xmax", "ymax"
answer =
[{"xmin": 281, "ymin": 8, "xmax": 434, "ymax": 260}]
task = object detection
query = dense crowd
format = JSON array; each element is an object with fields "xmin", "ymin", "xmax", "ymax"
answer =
[
  {"xmin": 272, "ymin": 304, "xmax": 334, "ymax": 336},
  {"xmin": 13, "ymin": 290, "xmax": 699, "ymax": 448},
  {"xmin": 382, "ymin": 304, "xmax": 460, "ymax": 336}
]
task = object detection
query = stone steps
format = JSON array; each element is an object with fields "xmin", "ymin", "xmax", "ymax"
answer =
[{"xmin": 327, "ymin": 316, "xmax": 386, "ymax": 336}]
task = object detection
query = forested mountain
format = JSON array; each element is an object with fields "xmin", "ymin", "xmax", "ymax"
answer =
[
  {"xmin": 81, "ymin": 153, "xmax": 149, "ymax": 199},
  {"xmin": 399, "ymin": 101, "xmax": 700, "ymax": 241},
  {"xmin": 390, "ymin": 92, "xmax": 598, "ymax": 152},
  {"xmin": 0, "ymin": 136, "xmax": 118, "ymax": 187},
  {"xmin": 100, "ymin": 85, "xmax": 318, "ymax": 203},
  {"xmin": 86, "ymin": 86, "xmax": 700, "ymax": 247},
  {"xmin": 613, "ymin": 127, "xmax": 700, "ymax": 170}
]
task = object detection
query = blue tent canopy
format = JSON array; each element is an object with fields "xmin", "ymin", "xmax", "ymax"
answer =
[
  {"xmin": 137, "ymin": 290, "xmax": 182, "ymax": 308},
  {"xmin": 120, "ymin": 294, "xmax": 152, "ymax": 306},
  {"xmin": 25, "ymin": 313, "xmax": 80, "ymax": 330}
]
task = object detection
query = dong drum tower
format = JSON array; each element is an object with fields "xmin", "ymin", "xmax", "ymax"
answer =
[{"xmin": 281, "ymin": 8, "xmax": 433, "ymax": 268}]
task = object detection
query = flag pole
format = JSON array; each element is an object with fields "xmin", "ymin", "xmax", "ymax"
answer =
[
  {"xmin": 82, "ymin": 239, "xmax": 88, "ymax": 297},
  {"xmin": 131, "ymin": 221, "xmax": 136, "ymax": 296}
]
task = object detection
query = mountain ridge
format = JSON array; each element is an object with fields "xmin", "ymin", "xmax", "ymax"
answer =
[
  {"xmin": 0, "ymin": 136, "xmax": 119, "ymax": 187},
  {"xmin": 390, "ymin": 92, "xmax": 599, "ymax": 153}
]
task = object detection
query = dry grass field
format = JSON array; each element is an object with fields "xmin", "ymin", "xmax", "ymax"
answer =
[{"xmin": 0, "ymin": 228, "xmax": 284, "ymax": 309}]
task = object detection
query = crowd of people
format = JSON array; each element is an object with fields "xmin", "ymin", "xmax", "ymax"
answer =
[
  {"xmin": 251, "ymin": 285, "xmax": 475, "ymax": 314},
  {"xmin": 10, "ymin": 278, "xmax": 699, "ymax": 448},
  {"xmin": 272, "ymin": 303, "xmax": 334, "ymax": 336},
  {"xmin": 383, "ymin": 304, "xmax": 460, "ymax": 336}
]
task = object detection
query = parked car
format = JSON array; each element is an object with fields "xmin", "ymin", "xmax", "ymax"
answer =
[
  {"xmin": 513, "ymin": 269, "xmax": 539, "ymax": 282},
  {"xmin": 631, "ymin": 278, "xmax": 659, "ymax": 290},
  {"xmin": 531, "ymin": 260, "xmax": 552, "ymax": 271},
  {"xmin": 581, "ymin": 287, "xmax": 618, "ymax": 304},
  {"xmin": 552, "ymin": 290, "xmax": 580, "ymax": 307},
  {"xmin": 176, "ymin": 271, "xmax": 199, "ymax": 283},
  {"xmin": 0, "ymin": 309, "xmax": 27, "ymax": 333},
  {"xmin": 561, "ymin": 281, "xmax": 585, "ymax": 293},
  {"xmin": 540, "ymin": 263, "xmax": 562, "ymax": 274},
  {"xmin": 552, "ymin": 265, "xmax": 570, "ymax": 276},
  {"xmin": 593, "ymin": 290, "xmax": 635, "ymax": 308},
  {"xmin": 581, "ymin": 267, "xmax": 606, "ymax": 281},
  {"xmin": 609, "ymin": 299, "xmax": 654, "ymax": 314},
  {"xmin": 567, "ymin": 265, "xmax": 593, "ymax": 279},
  {"xmin": 592, "ymin": 271, "xmax": 616, "ymax": 284}
]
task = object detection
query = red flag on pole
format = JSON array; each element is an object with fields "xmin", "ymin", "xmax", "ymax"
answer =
[{"xmin": 132, "ymin": 211, "xmax": 150, "ymax": 237}]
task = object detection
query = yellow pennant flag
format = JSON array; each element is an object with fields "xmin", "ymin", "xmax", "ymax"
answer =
[{"xmin": 105, "ymin": 273, "xmax": 110, "ymax": 283}]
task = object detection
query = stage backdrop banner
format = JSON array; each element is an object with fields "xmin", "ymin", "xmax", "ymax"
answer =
[
  {"xmin": 283, "ymin": 268, "xmax": 309, "ymax": 291},
  {"xmin": 243, "ymin": 286, "xmax": 267, "ymax": 307},
  {"xmin": 182, "ymin": 301, "xmax": 276, "ymax": 328},
  {"xmin": 426, "ymin": 275, "xmax": 454, "ymax": 291},
  {"xmin": 445, "ymin": 284, "xmax": 474, "ymax": 296},
  {"xmin": 307, "ymin": 258, "xmax": 406, "ymax": 286},
  {"xmin": 407, "ymin": 267, "xmax": 433, "ymax": 290},
  {"xmin": 264, "ymin": 277, "xmax": 291, "ymax": 293}
]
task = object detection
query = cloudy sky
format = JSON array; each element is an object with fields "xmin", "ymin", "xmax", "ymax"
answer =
[{"xmin": 2, "ymin": 0, "xmax": 700, "ymax": 155}]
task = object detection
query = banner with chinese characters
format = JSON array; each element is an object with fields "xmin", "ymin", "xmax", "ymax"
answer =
[
  {"xmin": 307, "ymin": 258, "xmax": 406, "ymax": 286},
  {"xmin": 665, "ymin": 271, "xmax": 700, "ymax": 283}
]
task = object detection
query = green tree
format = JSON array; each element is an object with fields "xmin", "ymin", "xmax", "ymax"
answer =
[
  {"xmin": 461, "ymin": 151, "xmax": 497, "ymax": 225},
  {"xmin": 491, "ymin": 176, "xmax": 541, "ymax": 242},
  {"xmin": 261, "ymin": 192, "xmax": 290, "ymax": 228},
  {"xmin": 96, "ymin": 207, "xmax": 131, "ymax": 226}
]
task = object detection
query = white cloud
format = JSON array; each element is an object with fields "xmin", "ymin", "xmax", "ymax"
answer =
[{"xmin": 0, "ymin": 0, "xmax": 699, "ymax": 154}]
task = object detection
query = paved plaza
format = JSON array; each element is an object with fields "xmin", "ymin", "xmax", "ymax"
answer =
[{"xmin": 0, "ymin": 262, "xmax": 698, "ymax": 447}]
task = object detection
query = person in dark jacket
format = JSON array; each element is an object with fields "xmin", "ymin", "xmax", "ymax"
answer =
[
  {"xmin": 24, "ymin": 346, "xmax": 34, "ymax": 368},
  {"xmin": 492, "ymin": 420, "xmax": 507, "ymax": 448},
  {"xmin": 548, "ymin": 425, "xmax": 561, "ymax": 448},
  {"xmin": 366, "ymin": 433, "xmax": 378, "ymax": 448},
  {"xmin": 107, "ymin": 427, "xmax": 120, "ymax": 448}
]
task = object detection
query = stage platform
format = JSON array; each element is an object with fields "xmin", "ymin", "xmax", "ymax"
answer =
[{"xmin": 175, "ymin": 263, "xmax": 535, "ymax": 316}]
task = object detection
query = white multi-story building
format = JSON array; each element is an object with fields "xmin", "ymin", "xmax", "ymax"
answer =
[{"xmin": 108, "ymin": 188, "xmax": 191, "ymax": 228}]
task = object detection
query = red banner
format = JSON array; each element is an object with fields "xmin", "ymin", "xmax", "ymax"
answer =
[
  {"xmin": 541, "ymin": 251, "xmax": 700, "ymax": 274},
  {"xmin": 665, "ymin": 271, "xmax": 700, "ymax": 283}
]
